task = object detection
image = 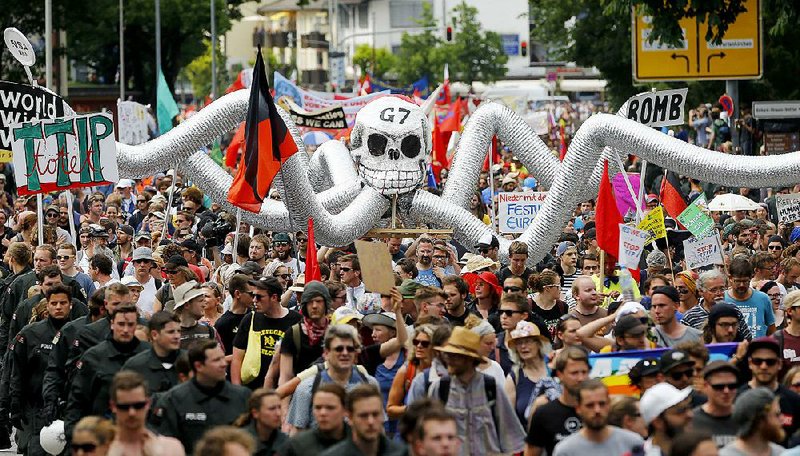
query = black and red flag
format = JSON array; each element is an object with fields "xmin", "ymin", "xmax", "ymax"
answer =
[
  {"xmin": 227, "ymin": 47, "xmax": 298, "ymax": 213},
  {"xmin": 659, "ymin": 170, "xmax": 690, "ymax": 220}
]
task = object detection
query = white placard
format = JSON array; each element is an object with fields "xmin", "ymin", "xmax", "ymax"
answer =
[
  {"xmin": 776, "ymin": 193, "xmax": 800, "ymax": 223},
  {"xmin": 117, "ymin": 100, "xmax": 151, "ymax": 145},
  {"xmin": 626, "ymin": 88, "xmax": 688, "ymax": 127},
  {"xmin": 683, "ymin": 234, "xmax": 724, "ymax": 270},
  {"xmin": 497, "ymin": 191, "xmax": 547, "ymax": 233},
  {"xmin": 618, "ymin": 224, "xmax": 649, "ymax": 269},
  {"xmin": 10, "ymin": 112, "xmax": 119, "ymax": 195},
  {"xmin": 3, "ymin": 28, "xmax": 35, "ymax": 66}
]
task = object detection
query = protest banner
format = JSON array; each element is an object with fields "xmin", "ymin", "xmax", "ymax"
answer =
[
  {"xmin": 677, "ymin": 193, "xmax": 715, "ymax": 238},
  {"xmin": 613, "ymin": 172, "xmax": 644, "ymax": 219},
  {"xmin": 625, "ymin": 88, "xmax": 688, "ymax": 128},
  {"xmin": 776, "ymin": 193, "xmax": 800, "ymax": 223},
  {"xmin": 0, "ymin": 81, "xmax": 73, "ymax": 164},
  {"xmin": 637, "ymin": 206, "xmax": 667, "ymax": 243},
  {"xmin": 618, "ymin": 224, "xmax": 649, "ymax": 269},
  {"xmin": 497, "ymin": 191, "xmax": 547, "ymax": 233},
  {"xmin": 10, "ymin": 112, "xmax": 119, "ymax": 195},
  {"xmin": 117, "ymin": 100, "xmax": 151, "ymax": 145},
  {"xmin": 278, "ymin": 97, "xmax": 348, "ymax": 130},
  {"xmin": 590, "ymin": 343, "xmax": 736, "ymax": 396},
  {"xmin": 683, "ymin": 233, "xmax": 724, "ymax": 270}
]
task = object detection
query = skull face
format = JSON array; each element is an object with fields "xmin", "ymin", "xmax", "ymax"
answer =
[{"xmin": 351, "ymin": 97, "xmax": 432, "ymax": 196}]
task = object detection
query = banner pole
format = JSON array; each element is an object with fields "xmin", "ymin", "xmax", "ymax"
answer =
[
  {"xmin": 37, "ymin": 194, "xmax": 44, "ymax": 245},
  {"xmin": 65, "ymin": 191, "xmax": 76, "ymax": 244},
  {"xmin": 488, "ymin": 144, "xmax": 496, "ymax": 230},
  {"xmin": 233, "ymin": 208, "xmax": 242, "ymax": 265},
  {"xmin": 162, "ymin": 165, "xmax": 178, "ymax": 240}
]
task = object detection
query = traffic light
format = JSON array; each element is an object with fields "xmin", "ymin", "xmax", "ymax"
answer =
[
  {"xmin": 446, "ymin": 26, "xmax": 452, "ymax": 41},
  {"xmin": 521, "ymin": 41, "xmax": 527, "ymax": 57}
]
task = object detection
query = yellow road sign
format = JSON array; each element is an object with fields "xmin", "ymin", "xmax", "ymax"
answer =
[{"xmin": 632, "ymin": 0, "xmax": 762, "ymax": 82}]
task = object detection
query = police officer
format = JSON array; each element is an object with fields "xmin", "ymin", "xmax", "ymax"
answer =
[
  {"xmin": 64, "ymin": 304, "xmax": 149, "ymax": 438},
  {"xmin": 9, "ymin": 284, "xmax": 74, "ymax": 455},
  {"xmin": 0, "ymin": 242, "xmax": 34, "ymax": 356},
  {"xmin": 153, "ymin": 339, "xmax": 249, "ymax": 454},
  {"xmin": 122, "ymin": 311, "xmax": 184, "ymax": 396},
  {"xmin": 66, "ymin": 283, "xmax": 131, "ymax": 367}
]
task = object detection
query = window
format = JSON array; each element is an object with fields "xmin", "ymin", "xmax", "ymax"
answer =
[
  {"xmin": 358, "ymin": 3, "xmax": 369, "ymax": 29},
  {"xmin": 389, "ymin": 0, "xmax": 431, "ymax": 28}
]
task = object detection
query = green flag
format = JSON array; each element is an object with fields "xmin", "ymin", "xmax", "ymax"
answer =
[
  {"xmin": 209, "ymin": 140, "xmax": 224, "ymax": 167},
  {"xmin": 157, "ymin": 70, "xmax": 179, "ymax": 135}
]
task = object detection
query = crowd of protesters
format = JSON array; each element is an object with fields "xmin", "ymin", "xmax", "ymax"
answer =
[{"xmin": 0, "ymin": 101, "xmax": 795, "ymax": 456}]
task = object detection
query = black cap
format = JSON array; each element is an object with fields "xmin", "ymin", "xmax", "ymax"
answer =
[
  {"xmin": 702, "ymin": 360, "xmax": 739, "ymax": 379},
  {"xmin": 165, "ymin": 255, "xmax": 188, "ymax": 268},
  {"xmin": 180, "ymin": 238, "xmax": 201, "ymax": 254},
  {"xmin": 652, "ymin": 285, "xmax": 680, "ymax": 304},
  {"xmin": 707, "ymin": 303, "xmax": 739, "ymax": 327},
  {"xmin": 746, "ymin": 336, "xmax": 781, "ymax": 358},
  {"xmin": 614, "ymin": 315, "xmax": 647, "ymax": 337},
  {"xmin": 249, "ymin": 276, "xmax": 280, "ymax": 290},
  {"xmin": 239, "ymin": 261, "xmax": 262, "ymax": 276},
  {"xmin": 660, "ymin": 349, "xmax": 694, "ymax": 373},
  {"xmin": 628, "ymin": 358, "xmax": 660, "ymax": 384}
]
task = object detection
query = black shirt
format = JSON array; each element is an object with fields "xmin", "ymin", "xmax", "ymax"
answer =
[
  {"xmin": 359, "ymin": 344, "xmax": 384, "ymax": 376},
  {"xmin": 738, "ymin": 383, "xmax": 800, "ymax": 446},
  {"xmin": 232, "ymin": 310, "xmax": 302, "ymax": 389},
  {"xmin": 531, "ymin": 300, "xmax": 568, "ymax": 340},
  {"xmin": 280, "ymin": 323, "xmax": 324, "ymax": 377},
  {"xmin": 215, "ymin": 310, "xmax": 248, "ymax": 355},
  {"xmin": 526, "ymin": 398, "xmax": 582, "ymax": 455}
]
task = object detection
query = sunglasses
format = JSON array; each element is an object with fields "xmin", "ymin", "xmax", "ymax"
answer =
[
  {"xmin": 751, "ymin": 357, "xmax": 779, "ymax": 367},
  {"xmin": 252, "ymin": 293, "xmax": 269, "ymax": 301},
  {"xmin": 412, "ymin": 339, "xmax": 431, "ymax": 348},
  {"xmin": 340, "ymin": 267, "xmax": 352, "ymax": 272},
  {"xmin": 56, "ymin": 255, "xmax": 72, "ymax": 260},
  {"xmin": 274, "ymin": 242, "xmax": 289, "ymax": 247},
  {"xmin": 768, "ymin": 245, "xmax": 783, "ymax": 250},
  {"xmin": 332, "ymin": 345, "xmax": 357, "ymax": 353},
  {"xmin": 669, "ymin": 369, "xmax": 694, "ymax": 381},
  {"xmin": 503, "ymin": 286, "xmax": 523, "ymax": 293},
  {"xmin": 115, "ymin": 400, "xmax": 147, "ymax": 411},
  {"xmin": 71, "ymin": 443, "xmax": 98, "ymax": 452},
  {"xmin": 709, "ymin": 382, "xmax": 738, "ymax": 392},
  {"xmin": 162, "ymin": 269, "xmax": 177, "ymax": 274},
  {"xmin": 273, "ymin": 273, "xmax": 290, "ymax": 279},
  {"xmin": 499, "ymin": 309, "xmax": 525, "ymax": 317},
  {"xmin": 46, "ymin": 212, "xmax": 58, "ymax": 218},
  {"xmin": 792, "ymin": 383, "xmax": 800, "ymax": 388},
  {"xmin": 670, "ymin": 404, "xmax": 691, "ymax": 415}
]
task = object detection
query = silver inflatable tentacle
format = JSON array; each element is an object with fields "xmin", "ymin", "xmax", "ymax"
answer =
[
  {"xmin": 441, "ymin": 102, "xmax": 561, "ymax": 209},
  {"xmin": 117, "ymin": 90, "xmax": 249, "ymax": 178},
  {"xmin": 307, "ymin": 140, "xmax": 360, "ymax": 192}
]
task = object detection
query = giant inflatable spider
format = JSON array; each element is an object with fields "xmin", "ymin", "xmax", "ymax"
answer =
[{"xmin": 116, "ymin": 90, "xmax": 800, "ymax": 266}]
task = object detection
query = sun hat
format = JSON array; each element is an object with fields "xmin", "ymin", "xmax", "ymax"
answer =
[
  {"xmin": 289, "ymin": 273, "xmax": 306, "ymax": 292},
  {"xmin": 460, "ymin": 255, "xmax": 498, "ymax": 274},
  {"xmin": 639, "ymin": 382, "xmax": 692, "ymax": 425},
  {"xmin": 121, "ymin": 276, "xmax": 144, "ymax": 289},
  {"xmin": 458, "ymin": 252, "xmax": 475, "ymax": 266},
  {"xmin": 435, "ymin": 326, "xmax": 485, "ymax": 361},
  {"xmin": 332, "ymin": 306, "xmax": 363, "ymax": 326},
  {"xmin": 363, "ymin": 312, "xmax": 397, "ymax": 330},
  {"xmin": 508, "ymin": 321, "xmax": 547, "ymax": 346},
  {"xmin": 172, "ymin": 281, "xmax": 205, "ymax": 310},
  {"xmin": 474, "ymin": 271, "xmax": 503, "ymax": 296}
]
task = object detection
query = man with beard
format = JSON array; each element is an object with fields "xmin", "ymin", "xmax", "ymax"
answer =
[
  {"xmin": 640, "ymin": 383, "xmax": 694, "ymax": 456},
  {"xmin": 9, "ymin": 284, "xmax": 74, "ymax": 455},
  {"xmin": 725, "ymin": 257, "xmax": 775, "ymax": 337},
  {"xmin": 552, "ymin": 379, "xmax": 644, "ymax": 456},
  {"xmin": 272, "ymin": 232, "xmax": 304, "ymax": 280},
  {"xmin": 248, "ymin": 234, "xmax": 270, "ymax": 269},
  {"xmin": 44, "ymin": 205, "xmax": 72, "ymax": 244},
  {"xmin": 525, "ymin": 346, "xmax": 590, "ymax": 456},
  {"xmin": 414, "ymin": 237, "xmax": 442, "ymax": 287},
  {"xmin": 441, "ymin": 276, "xmax": 475, "ymax": 327},
  {"xmin": 702, "ymin": 304, "xmax": 741, "ymax": 343},
  {"xmin": 738, "ymin": 337, "xmax": 800, "ymax": 445},
  {"xmin": 693, "ymin": 361, "xmax": 739, "ymax": 448},
  {"xmin": 720, "ymin": 388, "xmax": 786, "ymax": 456},
  {"xmin": 682, "ymin": 270, "xmax": 751, "ymax": 341}
]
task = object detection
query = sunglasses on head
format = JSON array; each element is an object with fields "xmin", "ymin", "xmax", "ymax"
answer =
[
  {"xmin": 412, "ymin": 339, "xmax": 431, "ymax": 348},
  {"xmin": 115, "ymin": 400, "xmax": 147, "ymax": 411},
  {"xmin": 71, "ymin": 443, "xmax": 98, "ymax": 452}
]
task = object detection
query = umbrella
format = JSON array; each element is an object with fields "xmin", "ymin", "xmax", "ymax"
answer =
[
  {"xmin": 302, "ymin": 131, "xmax": 333, "ymax": 146},
  {"xmin": 707, "ymin": 193, "xmax": 761, "ymax": 211}
]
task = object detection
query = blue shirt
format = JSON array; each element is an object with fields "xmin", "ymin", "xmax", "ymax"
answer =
[
  {"xmin": 415, "ymin": 268, "xmax": 441, "ymax": 287},
  {"xmin": 724, "ymin": 290, "xmax": 775, "ymax": 337}
]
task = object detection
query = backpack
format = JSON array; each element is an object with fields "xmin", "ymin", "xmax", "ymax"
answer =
[
  {"xmin": 433, "ymin": 373, "xmax": 499, "ymax": 428},
  {"xmin": 715, "ymin": 119, "xmax": 731, "ymax": 144},
  {"xmin": 308, "ymin": 362, "xmax": 369, "ymax": 416}
]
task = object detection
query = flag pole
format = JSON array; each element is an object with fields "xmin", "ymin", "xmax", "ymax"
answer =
[
  {"xmin": 36, "ymin": 194, "xmax": 44, "ymax": 245},
  {"xmin": 162, "ymin": 165, "xmax": 178, "ymax": 240},
  {"xmin": 488, "ymin": 143, "xmax": 496, "ymax": 230},
  {"xmin": 599, "ymin": 250, "xmax": 606, "ymax": 296},
  {"xmin": 233, "ymin": 208, "xmax": 242, "ymax": 265},
  {"xmin": 65, "ymin": 191, "xmax": 76, "ymax": 244}
]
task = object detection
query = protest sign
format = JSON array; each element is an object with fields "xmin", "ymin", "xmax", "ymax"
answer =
[
  {"xmin": 612, "ymin": 172, "xmax": 644, "ymax": 218},
  {"xmin": 590, "ymin": 343, "xmax": 736, "ymax": 396},
  {"xmin": 618, "ymin": 224, "xmax": 649, "ymax": 269},
  {"xmin": 0, "ymin": 81, "xmax": 73, "ymax": 164},
  {"xmin": 10, "ymin": 112, "xmax": 119, "ymax": 195},
  {"xmin": 354, "ymin": 240, "xmax": 394, "ymax": 295},
  {"xmin": 497, "ymin": 191, "xmax": 547, "ymax": 233},
  {"xmin": 637, "ymin": 206, "xmax": 666, "ymax": 243},
  {"xmin": 776, "ymin": 193, "xmax": 800, "ymax": 223},
  {"xmin": 117, "ymin": 100, "xmax": 151, "ymax": 145},
  {"xmin": 278, "ymin": 97, "xmax": 347, "ymax": 130},
  {"xmin": 677, "ymin": 194, "xmax": 715, "ymax": 238},
  {"xmin": 683, "ymin": 233, "xmax": 724, "ymax": 270},
  {"xmin": 625, "ymin": 88, "xmax": 688, "ymax": 127}
]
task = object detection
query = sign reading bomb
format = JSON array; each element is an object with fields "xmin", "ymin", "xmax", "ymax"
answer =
[
  {"xmin": 626, "ymin": 88, "xmax": 688, "ymax": 127},
  {"xmin": 9, "ymin": 113, "xmax": 119, "ymax": 195}
]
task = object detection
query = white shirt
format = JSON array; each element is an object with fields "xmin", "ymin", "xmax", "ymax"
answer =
[{"xmin": 135, "ymin": 276, "xmax": 158, "ymax": 316}]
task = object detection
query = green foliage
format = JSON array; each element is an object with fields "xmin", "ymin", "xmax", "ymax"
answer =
[
  {"xmin": 444, "ymin": 2, "xmax": 508, "ymax": 85},
  {"xmin": 395, "ymin": 2, "xmax": 445, "ymax": 85},
  {"xmin": 352, "ymin": 44, "xmax": 397, "ymax": 79},
  {"xmin": 181, "ymin": 39, "xmax": 227, "ymax": 101}
]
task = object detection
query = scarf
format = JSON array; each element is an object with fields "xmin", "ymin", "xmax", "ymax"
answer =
[{"xmin": 302, "ymin": 315, "xmax": 329, "ymax": 346}]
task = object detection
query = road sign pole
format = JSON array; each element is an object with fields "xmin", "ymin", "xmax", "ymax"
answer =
[{"xmin": 726, "ymin": 80, "xmax": 740, "ymax": 149}]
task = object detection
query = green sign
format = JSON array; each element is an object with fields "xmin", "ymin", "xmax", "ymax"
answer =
[{"xmin": 677, "ymin": 194, "xmax": 714, "ymax": 238}]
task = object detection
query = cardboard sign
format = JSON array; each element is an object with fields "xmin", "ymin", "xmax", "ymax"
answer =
[
  {"xmin": 677, "ymin": 194, "xmax": 715, "ymax": 238},
  {"xmin": 354, "ymin": 240, "xmax": 395, "ymax": 295},
  {"xmin": 117, "ymin": 100, "xmax": 151, "ymax": 145},
  {"xmin": 637, "ymin": 206, "xmax": 667, "ymax": 243},
  {"xmin": 776, "ymin": 193, "xmax": 800, "ymax": 223},
  {"xmin": 683, "ymin": 234, "xmax": 724, "ymax": 269},
  {"xmin": 279, "ymin": 97, "xmax": 347, "ymax": 130},
  {"xmin": 0, "ymin": 81, "xmax": 73, "ymax": 163},
  {"xmin": 10, "ymin": 112, "xmax": 119, "ymax": 195},
  {"xmin": 619, "ymin": 224, "xmax": 649, "ymax": 269},
  {"xmin": 626, "ymin": 88, "xmax": 688, "ymax": 127},
  {"xmin": 497, "ymin": 191, "xmax": 548, "ymax": 233}
]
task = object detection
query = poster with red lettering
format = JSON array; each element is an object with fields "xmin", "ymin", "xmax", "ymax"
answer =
[{"xmin": 9, "ymin": 112, "xmax": 119, "ymax": 195}]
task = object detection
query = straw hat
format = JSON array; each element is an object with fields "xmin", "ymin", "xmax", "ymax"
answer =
[
  {"xmin": 435, "ymin": 326, "xmax": 485, "ymax": 361},
  {"xmin": 172, "ymin": 280, "xmax": 206, "ymax": 310},
  {"xmin": 460, "ymin": 255, "xmax": 498, "ymax": 274},
  {"xmin": 289, "ymin": 273, "xmax": 306, "ymax": 292}
]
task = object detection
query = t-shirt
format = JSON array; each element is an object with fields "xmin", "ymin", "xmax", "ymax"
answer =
[
  {"xmin": 214, "ymin": 310, "xmax": 248, "ymax": 355},
  {"xmin": 280, "ymin": 323, "xmax": 325, "ymax": 376},
  {"xmin": 414, "ymin": 267, "xmax": 441, "ymax": 287},
  {"xmin": 724, "ymin": 290, "xmax": 775, "ymax": 337},
  {"xmin": 526, "ymin": 399, "xmax": 582, "ymax": 455},
  {"xmin": 719, "ymin": 442, "xmax": 784, "ymax": 456},
  {"xmin": 691, "ymin": 407, "xmax": 736, "ymax": 448},
  {"xmin": 531, "ymin": 300, "xmax": 568, "ymax": 340},
  {"xmin": 553, "ymin": 427, "xmax": 644, "ymax": 456},
  {"xmin": 359, "ymin": 343, "xmax": 384, "ymax": 376},
  {"xmin": 571, "ymin": 307, "xmax": 608, "ymax": 328},
  {"xmin": 232, "ymin": 310, "xmax": 302, "ymax": 388},
  {"xmin": 653, "ymin": 324, "xmax": 703, "ymax": 347},
  {"xmin": 777, "ymin": 329, "xmax": 800, "ymax": 367}
]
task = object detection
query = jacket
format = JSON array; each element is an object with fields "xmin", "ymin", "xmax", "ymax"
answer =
[
  {"xmin": 122, "ymin": 348, "xmax": 184, "ymax": 395},
  {"xmin": 41, "ymin": 316, "xmax": 89, "ymax": 415}
]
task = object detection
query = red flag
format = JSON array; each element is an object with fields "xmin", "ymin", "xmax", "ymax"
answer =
[
  {"xmin": 596, "ymin": 160, "xmax": 623, "ymax": 258},
  {"xmin": 225, "ymin": 70, "xmax": 246, "ymax": 94},
  {"xmin": 305, "ymin": 218, "xmax": 321, "ymax": 281},
  {"xmin": 359, "ymin": 74, "xmax": 372, "ymax": 96},
  {"xmin": 558, "ymin": 125, "xmax": 567, "ymax": 161},
  {"xmin": 227, "ymin": 48, "xmax": 299, "ymax": 213},
  {"xmin": 660, "ymin": 170, "xmax": 689, "ymax": 219},
  {"xmin": 438, "ymin": 100, "xmax": 461, "ymax": 132},
  {"xmin": 224, "ymin": 122, "xmax": 246, "ymax": 168},
  {"xmin": 482, "ymin": 136, "xmax": 501, "ymax": 172},
  {"xmin": 431, "ymin": 118, "xmax": 451, "ymax": 179}
]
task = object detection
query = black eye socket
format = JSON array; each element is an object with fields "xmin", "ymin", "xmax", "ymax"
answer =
[
  {"xmin": 367, "ymin": 134, "xmax": 388, "ymax": 156},
  {"xmin": 400, "ymin": 135, "xmax": 421, "ymax": 158}
]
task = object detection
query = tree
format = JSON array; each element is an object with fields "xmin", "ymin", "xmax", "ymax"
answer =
[
  {"xmin": 444, "ymin": 2, "xmax": 508, "ymax": 85},
  {"xmin": 181, "ymin": 40, "xmax": 227, "ymax": 101},
  {"xmin": 352, "ymin": 44, "xmax": 397, "ymax": 79},
  {"xmin": 394, "ymin": 2, "xmax": 446, "ymax": 85}
]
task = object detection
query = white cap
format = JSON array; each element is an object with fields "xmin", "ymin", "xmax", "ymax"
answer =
[
  {"xmin": 116, "ymin": 179, "xmax": 134, "ymax": 188},
  {"xmin": 639, "ymin": 382, "xmax": 692, "ymax": 425}
]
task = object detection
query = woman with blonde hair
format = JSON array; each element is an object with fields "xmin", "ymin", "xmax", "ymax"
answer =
[
  {"xmin": 200, "ymin": 282, "xmax": 223, "ymax": 325},
  {"xmin": 386, "ymin": 323, "xmax": 437, "ymax": 419},
  {"xmin": 71, "ymin": 416, "xmax": 115, "ymax": 455},
  {"xmin": 464, "ymin": 314, "xmax": 506, "ymax": 384},
  {"xmin": 528, "ymin": 270, "xmax": 568, "ymax": 338}
]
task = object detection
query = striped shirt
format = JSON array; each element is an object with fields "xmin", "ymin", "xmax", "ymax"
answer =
[{"xmin": 680, "ymin": 299, "xmax": 753, "ymax": 341}]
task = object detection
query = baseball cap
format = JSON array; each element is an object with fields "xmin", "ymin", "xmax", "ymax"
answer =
[
  {"xmin": 652, "ymin": 285, "xmax": 680, "ymax": 304},
  {"xmin": 121, "ymin": 276, "xmax": 144, "ymax": 289},
  {"xmin": 701, "ymin": 360, "xmax": 739, "ymax": 379},
  {"xmin": 116, "ymin": 179, "xmax": 134, "ymax": 189},
  {"xmin": 639, "ymin": 382, "xmax": 692, "ymax": 425},
  {"xmin": 239, "ymin": 261, "xmax": 263, "ymax": 276},
  {"xmin": 745, "ymin": 336, "xmax": 780, "ymax": 358},
  {"xmin": 220, "ymin": 243, "xmax": 234, "ymax": 256},
  {"xmin": 646, "ymin": 194, "xmax": 658, "ymax": 203},
  {"xmin": 118, "ymin": 225, "xmax": 134, "ymax": 236},
  {"xmin": 273, "ymin": 232, "xmax": 291, "ymax": 243},
  {"xmin": 475, "ymin": 232, "xmax": 499, "ymax": 250},
  {"xmin": 131, "ymin": 247, "xmax": 154, "ymax": 262},
  {"xmin": 659, "ymin": 349, "xmax": 694, "ymax": 373},
  {"xmin": 556, "ymin": 241, "xmax": 575, "ymax": 257},
  {"xmin": 150, "ymin": 211, "xmax": 166, "ymax": 221},
  {"xmin": 134, "ymin": 231, "xmax": 152, "ymax": 242},
  {"xmin": 628, "ymin": 358, "xmax": 661, "ymax": 384},
  {"xmin": 165, "ymin": 255, "xmax": 188, "ymax": 268},
  {"xmin": 88, "ymin": 224, "xmax": 109, "ymax": 238},
  {"xmin": 398, "ymin": 279, "xmax": 422, "ymax": 299},
  {"xmin": 733, "ymin": 387, "xmax": 776, "ymax": 437},
  {"xmin": 332, "ymin": 306, "xmax": 363, "ymax": 326},
  {"xmin": 614, "ymin": 315, "xmax": 647, "ymax": 337}
]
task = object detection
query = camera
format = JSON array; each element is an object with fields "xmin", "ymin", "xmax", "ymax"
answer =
[{"xmin": 200, "ymin": 215, "xmax": 233, "ymax": 247}]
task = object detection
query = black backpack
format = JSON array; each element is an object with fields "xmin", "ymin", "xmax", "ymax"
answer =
[{"xmin": 432, "ymin": 373, "xmax": 499, "ymax": 427}]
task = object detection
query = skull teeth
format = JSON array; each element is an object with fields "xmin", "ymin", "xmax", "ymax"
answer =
[{"xmin": 357, "ymin": 162, "xmax": 423, "ymax": 194}]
